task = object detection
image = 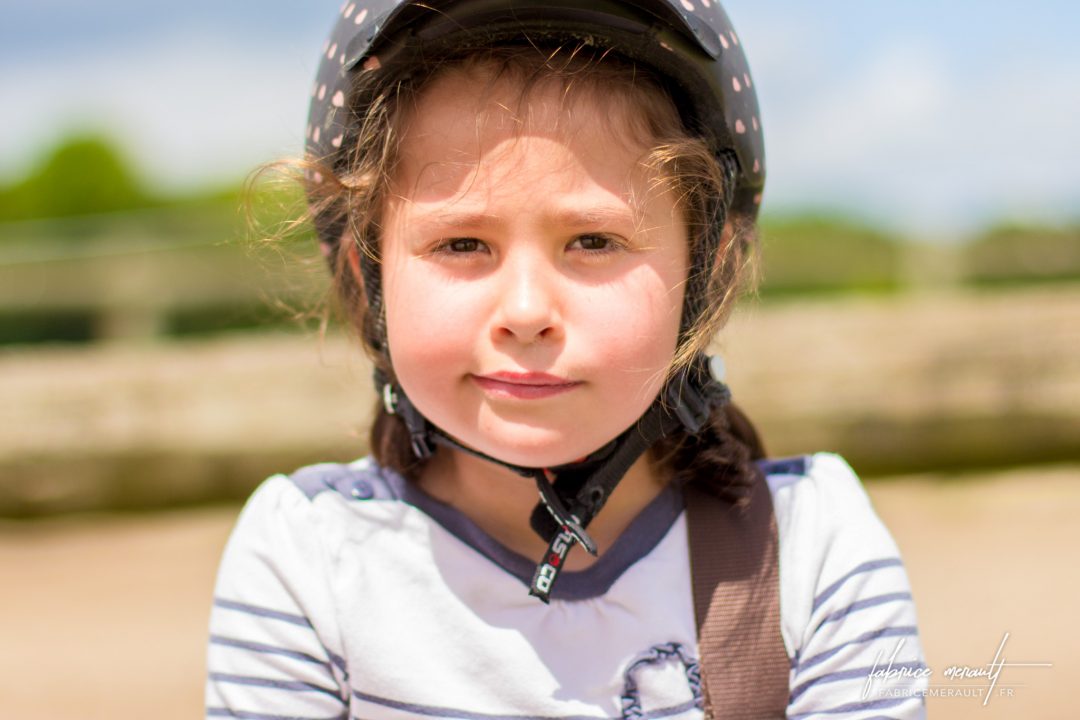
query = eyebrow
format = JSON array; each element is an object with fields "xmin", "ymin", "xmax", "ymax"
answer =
[
  {"xmin": 419, "ymin": 205, "xmax": 637, "ymax": 230},
  {"xmin": 421, "ymin": 211, "xmax": 498, "ymax": 230},
  {"xmin": 555, "ymin": 206, "xmax": 637, "ymax": 228}
]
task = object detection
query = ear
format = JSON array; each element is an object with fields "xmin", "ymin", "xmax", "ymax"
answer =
[
  {"xmin": 719, "ymin": 218, "xmax": 736, "ymax": 255},
  {"xmin": 717, "ymin": 214, "xmax": 756, "ymax": 264},
  {"xmin": 343, "ymin": 229, "xmax": 364, "ymax": 291}
]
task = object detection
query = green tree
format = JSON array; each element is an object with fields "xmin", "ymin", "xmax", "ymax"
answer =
[
  {"xmin": 0, "ymin": 135, "xmax": 150, "ymax": 222},
  {"xmin": 964, "ymin": 222, "xmax": 1080, "ymax": 286},
  {"xmin": 757, "ymin": 214, "xmax": 904, "ymax": 296}
]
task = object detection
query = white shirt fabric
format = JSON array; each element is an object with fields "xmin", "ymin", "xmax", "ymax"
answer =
[{"xmin": 205, "ymin": 452, "xmax": 928, "ymax": 719}]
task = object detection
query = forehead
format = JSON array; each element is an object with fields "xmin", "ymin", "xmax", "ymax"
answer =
[{"xmin": 390, "ymin": 64, "xmax": 663, "ymax": 212}]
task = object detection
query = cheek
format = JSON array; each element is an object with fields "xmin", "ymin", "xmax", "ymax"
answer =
[
  {"xmin": 384, "ymin": 265, "xmax": 465, "ymax": 362},
  {"xmin": 381, "ymin": 258, "xmax": 488, "ymax": 415},
  {"xmin": 579, "ymin": 259, "xmax": 685, "ymax": 357},
  {"xmin": 571, "ymin": 264, "xmax": 685, "ymax": 404}
]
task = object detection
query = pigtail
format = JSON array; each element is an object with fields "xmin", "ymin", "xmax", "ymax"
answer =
[
  {"xmin": 654, "ymin": 402, "xmax": 765, "ymax": 510},
  {"xmin": 371, "ymin": 400, "xmax": 427, "ymax": 480},
  {"xmin": 652, "ymin": 141, "xmax": 765, "ymax": 509}
]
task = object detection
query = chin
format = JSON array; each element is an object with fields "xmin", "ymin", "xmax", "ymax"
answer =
[{"xmin": 465, "ymin": 426, "xmax": 608, "ymax": 469}]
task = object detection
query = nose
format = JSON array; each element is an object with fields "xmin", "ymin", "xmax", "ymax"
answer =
[{"xmin": 493, "ymin": 253, "xmax": 562, "ymax": 344}]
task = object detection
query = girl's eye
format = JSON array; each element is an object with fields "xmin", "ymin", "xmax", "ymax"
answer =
[
  {"xmin": 569, "ymin": 234, "xmax": 620, "ymax": 253},
  {"xmin": 440, "ymin": 238, "xmax": 485, "ymax": 253}
]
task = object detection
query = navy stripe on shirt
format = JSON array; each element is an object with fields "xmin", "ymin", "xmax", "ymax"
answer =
[
  {"xmin": 209, "ymin": 672, "xmax": 340, "ymax": 698},
  {"xmin": 789, "ymin": 694, "xmax": 918, "ymax": 718},
  {"xmin": 207, "ymin": 708, "xmax": 347, "ymax": 720},
  {"xmin": 210, "ymin": 635, "xmax": 331, "ymax": 668},
  {"xmin": 815, "ymin": 592, "xmax": 913, "ymax": 629},
  {"xmin": 790, "ymin": 662, "xmax": 927, "ymax": 704},
  {"xmin": 812, "ymin": 558, "xmax": 905, "ymax": 613},
  {"xmin": 796, "ymin": 626, "xmax": 920, "ymax": 672},
  {"xmin": 214, "ymin": 598, "xmax": 314, "ymax": 628},
  {"xmin": 351, "ymin": 687, "xmax": 700, "ymax": 720}
]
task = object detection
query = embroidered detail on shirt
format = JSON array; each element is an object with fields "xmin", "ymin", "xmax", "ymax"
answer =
[{"xmin": 620, "ymin": 643, "xmax": 703, "ymax": 720}]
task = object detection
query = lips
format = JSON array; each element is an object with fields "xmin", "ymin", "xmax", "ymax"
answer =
[{"xmin": 470, "ymin": 371, "xmax": 582, "ymax": 400}]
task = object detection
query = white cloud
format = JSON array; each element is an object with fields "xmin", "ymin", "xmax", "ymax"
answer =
[
  {"xmin": 725, "ymin": 0, "xmax": 1080, "ymax": 234},
  {"xmin": 0, "ymin": 28, "xmax": 319, "ymax": 190},
  {"xmin": 767, "ymin": 42, "xmax": 957, "ymax": 230},
  {"xmin": 747, "ymin": 29, "xmax": 1080, "ymax": 234}
]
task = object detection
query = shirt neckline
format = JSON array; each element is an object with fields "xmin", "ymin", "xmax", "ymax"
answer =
[{"xmin": 376, "ymin": 463, "xmax": 685, "ymax": 602}]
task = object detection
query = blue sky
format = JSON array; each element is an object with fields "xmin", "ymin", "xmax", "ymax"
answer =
[{"xmin": 2, "ymin": 1, "xmax": 1078, "ymax": 237}]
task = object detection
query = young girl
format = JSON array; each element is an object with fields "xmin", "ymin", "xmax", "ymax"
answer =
[{"xmin": 206, "ymin": 1, "xmax": 928, "ymax": 717}]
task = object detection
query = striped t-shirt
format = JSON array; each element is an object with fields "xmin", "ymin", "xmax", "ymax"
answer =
[{"xmin": 206, "ymin": 452, "xmax": 927, "ymax": 719}]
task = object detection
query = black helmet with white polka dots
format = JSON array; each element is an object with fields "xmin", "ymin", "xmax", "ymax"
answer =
[{"xmin": 306, "ymin": 0, "xmax": 765, "ymax": 258}]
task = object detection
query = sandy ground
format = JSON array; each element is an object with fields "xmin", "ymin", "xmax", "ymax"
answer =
[{"xmin": 1, "ymin": 464, "xmax": 1076, "ymax": 719}]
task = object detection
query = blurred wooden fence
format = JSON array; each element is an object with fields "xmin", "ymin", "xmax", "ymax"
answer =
[
  {"xmin": 0, "ymin": 214, "xmax": 321, "ymax": 341},
  {"xmin": 1, "ymin": 286, "xmax": 1078, "ymax": 517}
]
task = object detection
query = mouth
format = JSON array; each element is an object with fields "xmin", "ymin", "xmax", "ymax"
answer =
[{"xmin": 470, "ymin": 371, "xmax": 582, "ymax": 400}]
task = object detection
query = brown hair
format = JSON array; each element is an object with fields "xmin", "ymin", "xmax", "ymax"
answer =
[{"xmin": 305, "ymin": 44, "xmax": 765, "ymax": 504}]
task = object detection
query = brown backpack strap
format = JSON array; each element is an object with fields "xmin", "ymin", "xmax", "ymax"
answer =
[{"xmin": 685, "ymin": 469, "xmax": 789, "ymax": 719}]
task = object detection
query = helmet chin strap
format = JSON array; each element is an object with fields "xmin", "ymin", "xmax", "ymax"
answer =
[{"xmin": 378, "ymin": 353, "xmax": 731, "ymax": 603}]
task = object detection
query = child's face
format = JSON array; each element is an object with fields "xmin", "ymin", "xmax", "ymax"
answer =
[{"xmin": 380, "ymin": 67, "xmax": 688, "ymax": 468}]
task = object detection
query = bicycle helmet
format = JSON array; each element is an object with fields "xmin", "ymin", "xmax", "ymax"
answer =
[{"xmin": 304, "ymin": 0, "xmax": 764, "ymax": 601}]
